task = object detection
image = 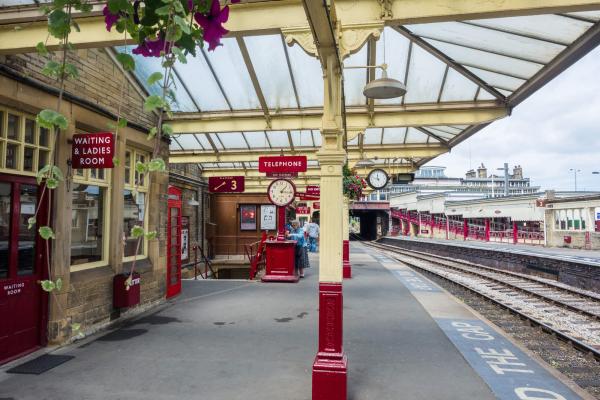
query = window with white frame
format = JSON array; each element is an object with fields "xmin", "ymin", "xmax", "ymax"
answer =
[
  {"xmin": 0, "ymin": 107, "xmax": 53, "ymax": 174},
  {"xmin": 70, "ymin": 139, "xmax": 111, "ymax": 270},
  {"xmin": 555, "ymin": 208, "xmax": 587, "ymax": 231},
  {"xmin": 123, "ymin": 147, "xmax": 150, "ymax": 260}
]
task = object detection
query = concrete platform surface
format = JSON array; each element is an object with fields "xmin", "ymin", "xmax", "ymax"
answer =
[
  {"xmin": 385, "ymin": 235, "xmax": 600, "ymax": 266},
  {"xmin": 0, "ymin": 244, "xmax": 583, "ymax": 399}
]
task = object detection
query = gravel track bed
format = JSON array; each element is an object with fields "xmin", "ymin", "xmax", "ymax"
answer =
[{"xmin": 421, "ymin": 270, "xmax": 600, "ymax": 400}]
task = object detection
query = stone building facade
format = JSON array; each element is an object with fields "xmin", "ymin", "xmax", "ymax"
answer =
[{"xmin": 0, "ymin": 47, "xmax": 171, "ymax": 362}]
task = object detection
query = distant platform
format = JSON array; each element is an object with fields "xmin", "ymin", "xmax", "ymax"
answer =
[
  {"xmin": 0, "ymin": 245, "xmax": 587, "ymax": 399},
  {"xmin": 383, "ymin": 235, "xmax": 600, "ymax": 267}
]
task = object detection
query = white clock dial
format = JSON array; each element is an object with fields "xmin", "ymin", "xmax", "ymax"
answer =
[
  {"xmin": 268, "ymin": 179, "xmax": 296, "ymax": 206},
  {"xmin": 368, "ymin": 169, "xmax": 389, "ymax": 189}
]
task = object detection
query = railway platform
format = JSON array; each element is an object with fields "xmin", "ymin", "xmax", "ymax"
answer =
[
  {"xmin": 382, "ymin": 235, "xmax": 600, "ymax": 266},
  {"xmin": 0, "ymin": 245, "xmax": 590, "ymax": 400}
]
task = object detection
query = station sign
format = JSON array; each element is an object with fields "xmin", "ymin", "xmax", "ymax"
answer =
[
  {"xmin": 313, "ymin": 202, "xmax": 320, "ymax": 210},
  {"xmin": 306, "ymin": 185, "xmax": 320, "ymax": 196},
  {"xmin": 71, "ymin": 132, "xmax": 114, "ymax": 169},
  {"xmin": 297, "ymin": 192, "xmax": 319, "ymax": 201},
  {"xmin": 296, "ymin": 206, "xmax": 311, "ymax": 214},
  {"xmin": 208, "ymin": 176, "xmax": 245, "ymax": 193},
  {"xmin": 266, "ymin": 172, "xmax": 298, "ymax": 178},
  {"xmin": 258, "ymin": 156, "xmax": 307, "ymax": 174}
]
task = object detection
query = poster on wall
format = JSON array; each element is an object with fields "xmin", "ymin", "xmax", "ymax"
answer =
[
  {"xmin": 240, "ymin": 205, "xmax": 257, "ymax": 230},
  {"xmin": 260, "ymin": 205, "xmax": 277, "ymax": 231},
  {"xmin": 181, "ymin": 216, "xmax": 189, "ymax": 261}
]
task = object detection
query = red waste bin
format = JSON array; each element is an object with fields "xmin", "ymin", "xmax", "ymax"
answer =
[
  {"xmin": 563, "ymin": 236, "xmax": 572, "ymax": 244},
  {"xmin": 113, "ymin": 272, "xmax": 141, "ymax": 308}
]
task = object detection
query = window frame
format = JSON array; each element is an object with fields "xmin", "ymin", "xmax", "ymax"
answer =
[
  {"xmin": 122, "ymin": 147, "xmax": 150, "ymax": 262},
  {"xmin": 70, "ymin": 131, "xmax": 112, "ymax": 272}
]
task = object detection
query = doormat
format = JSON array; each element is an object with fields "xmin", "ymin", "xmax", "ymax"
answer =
[{"xmin": 6, "ymin": 354, "xmax": 74, "ymax": 375}]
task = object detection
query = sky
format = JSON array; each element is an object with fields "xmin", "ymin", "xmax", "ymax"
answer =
[{"xmin": 427, "ymin": 46, "xmax": 600, "ymax": 193}]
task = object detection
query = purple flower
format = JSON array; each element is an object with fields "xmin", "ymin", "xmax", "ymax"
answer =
[
  {"xmin": 188, "ymin": 0, "xmax": 194, "ymax": 11},
  {"xmin": 194, "ymin": 0, "xmax": 229, "ymax": 51},
  {"xmin": 103, "ymin": 6, "xmax": 120, "ymax": 32},
  {"xmin": 231, "ymin": 0, "xmax": 240, "ymax": 3},
  {"xmin": 132, "ymin": 37, "xmax": 172, "ymax": 57}
]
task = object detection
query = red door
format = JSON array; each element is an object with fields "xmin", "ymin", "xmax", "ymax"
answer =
[
  {"xmin": 0, "ymin": 174, "xmax": 48, "ymax": 364},
  {"xmin": 166, "ymin": 186, "xmax": 182, "ymax": 298}
]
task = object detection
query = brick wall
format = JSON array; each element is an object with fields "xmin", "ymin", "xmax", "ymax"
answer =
[
  {"xmin": 380, "ymin": 237, "xmax": 600, "ymax": 292},
  {"xmin": 0, "ymin": 48, "xmax": 154, "ymax": 129}
]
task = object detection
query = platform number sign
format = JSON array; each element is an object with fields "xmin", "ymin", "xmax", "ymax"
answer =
[{"xmin": 209, "ymin": 176, "xmax": 245, "ymax": 193}]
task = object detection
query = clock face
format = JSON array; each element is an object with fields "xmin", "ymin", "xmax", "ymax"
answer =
[
  {"xmin": 367, "ymin": 169, "xmax": 389, "ymax": 189},
  {"xmin": 268, "ymin": 179, "xmax": 296, "ymax": 206}
]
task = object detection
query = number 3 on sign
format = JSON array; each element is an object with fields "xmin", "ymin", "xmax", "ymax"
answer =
[{"xmin": 231, "ymin": 180, "xmax": 237, "ymax": 190}]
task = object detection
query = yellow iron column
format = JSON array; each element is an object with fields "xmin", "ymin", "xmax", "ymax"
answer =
[{"xmin": 312, "ymin": 50, "xmax": 348, "ymax": 399}]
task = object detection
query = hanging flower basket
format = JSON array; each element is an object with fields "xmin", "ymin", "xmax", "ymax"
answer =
[{"xmin": 343, "ymin": 165, "xmax": 367, "ymax": 200}]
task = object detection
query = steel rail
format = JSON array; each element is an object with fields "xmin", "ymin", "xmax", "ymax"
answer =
[{"xmin": 362, "ymin": 241, "xmax": 600, "ymax": 361}]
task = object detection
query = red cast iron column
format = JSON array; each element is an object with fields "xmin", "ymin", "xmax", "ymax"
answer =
[
  {"xmin": 343, "ymin": 240, "xmax": 351, "ymax": 278},
  {"xmin": 513, "ymin": 221, "xmax": 518, "ymax": 244},
  {"xmin": 485, "ymin": 219, "xmax": 490, "ymax": 242},
  {"xmin": 463, "ymin": 218, "xmax": 469, "ymax": 240}
]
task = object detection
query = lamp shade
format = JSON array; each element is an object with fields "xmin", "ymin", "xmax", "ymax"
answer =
[{"xmin": 363, "ymin": 70, "xmax": 406, "ymax": 99}]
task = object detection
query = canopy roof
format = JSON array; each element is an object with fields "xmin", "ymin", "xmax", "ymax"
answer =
[{"xmin": 2, "ymin": 1, "xmax": 600, "ymax": 179}]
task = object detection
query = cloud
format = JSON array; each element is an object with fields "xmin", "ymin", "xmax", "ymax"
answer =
[{"xmin": 428, "ymin": 46, "xmax": 600, "ymax": 192}]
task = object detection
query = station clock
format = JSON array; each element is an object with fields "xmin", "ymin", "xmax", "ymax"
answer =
[
  {"xmin": 367, "ymin": 169, "xmax": 389, "ymax": 190},
  {"xmin": 267, "ymin": 179, "xmax": 296, "ymax": 207}
]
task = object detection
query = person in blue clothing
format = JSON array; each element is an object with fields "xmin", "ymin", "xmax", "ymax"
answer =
[{"xmin": 286, "ymin": 220, "xmax": 309, "ymax": 278}]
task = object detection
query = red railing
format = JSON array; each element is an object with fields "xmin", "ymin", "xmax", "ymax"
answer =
[{"xmin": 244, "ymin": 232, "xmax": 268, "ymax": 280}]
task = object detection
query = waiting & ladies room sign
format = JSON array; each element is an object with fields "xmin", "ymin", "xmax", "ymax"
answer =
[{"xmin": 71, "ymin": 132, "xmax": 115, "ymax": 168}]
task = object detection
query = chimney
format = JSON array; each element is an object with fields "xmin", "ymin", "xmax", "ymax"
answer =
[
  {"xmin": 512, "ymin": 165, "xmax": 523, "ymax": 180},
  {"xmin": 465, "ymin": 169, "xmax": 476, "ymax": 178},
  {"xmin": 477, "ymin": 163, "xmax": 487, "ymax": 178}
]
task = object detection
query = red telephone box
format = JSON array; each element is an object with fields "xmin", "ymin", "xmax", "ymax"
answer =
[
  {"xmin": 166, "ymin": 186, "xmax": 182, "ymax": 298},
  {"xmin": 0, "ymin": 174, "xmax": 49, "ymax": 364}
]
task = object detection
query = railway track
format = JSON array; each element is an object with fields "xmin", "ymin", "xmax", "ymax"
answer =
[{"xmin": 363, "ymin": 240, "xmax": 600, "ymax": 361}]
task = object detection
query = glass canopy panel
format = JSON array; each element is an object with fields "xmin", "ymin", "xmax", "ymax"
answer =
[
  {"xmin": 477, "ymin": 90, "xmax": 497, "ymax": 101},
  {"xmin": 175, "ymin": 134, "xmax": 204, "ymax": 150},
  {"xmin": 403, "ymin": 45, "xmax": 447, "ymax": 104},
  {"xmin": 291, "ymin": 130, "xmax": 314, "ymax": 148},
  {"xmin": 363, "ymin": 128, "xmax": 383, "ymax": 145},
  {"xmin": 375, "ymin": 28, "xmax": 410, "ymax": 105},
  {"xmin": 266, "ymin": 131, "xmax": 290, "ymax": 148},
  {"xmin": 312, "ymin": 130, "xmax": 322, "ymax": 147},
  {"xmin": 424, "ymin": 39, "xmax": 543, "ymax": 80},
  {"xmin": 429, "ymin": 125, "xmax": 461, "ymax": 135},
  {"xmin": 423, "ymin": 128, "xmax": 455, "ymax": 140},
  {"xmin": 174, "ymin": 55, "xmax": 230, "ymax": 111},
  {"xmin": 347, "ymin": 135, "xmax": 359, "ymax": 146},
  {"xmin": 405, "ymin": 128, "xmax": 429, "ymax": 144},
  {"xmin": 406, "ymin": 22, "xmax": 565, "ymax": 64},
  {"xmin": 464, "ymin": 15, "xmax": 591, "ymax": 45},
  {"xmin": 440, "ymin": 69, "xmax": 479, "ymax": 102},
  {"xmin": 124, "ymin": 49, "xmax": 197, "ymax": 112},
  {"xmin": 497, "ymin": 88, "xmax": 513, "ymax": 97},
  {"xmin": 169, "ymin": 138, "xmax": 183, "ymax": 151},
  {"xmin": 286, "ymin": 44, "xmax": 324, "ymax": 108},
  {"xmin": 243, "ymin": 131, "xmax": 270, "ymax": 149},
  {"xmin": 195, "ymin": 134, "xmax": 213, "ymax": 150},
  {"xmin": 216, "ymin": 132, "xmax": 248, "ymax": 149},
  {"xmin": 208, "ymin": 133, "xmax": 224, "ymax": 150},
  {"xmin": 244, "ymin": 35, "xmax": 298, "ymax": 109},
  {"xmin": 465, "ymin": 67, "xmax": 525, "ymax": 91},
  {"xmin": 381, "ymin": 127, "xmax": 407, "ymax": 144},
  {"xmin": 343, "ymin": 45, "xmax": 368, "ymax": 106},
  {"xmin": 203, "ymin": 38, "xmax": 261, "ymax": 110},
  {"xmin": 567, "ymin": 11, "xmax": 600, "ymax": 21}
]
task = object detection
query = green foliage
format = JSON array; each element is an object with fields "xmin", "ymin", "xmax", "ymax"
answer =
[
  {"xmin": 144, "ymin": 95, "xmax": 165, "ymax": 112},
  {"xmin": 148, "ymin": 158, "xmax": 166, "ymax": 172},
  {"xmin": 117, "ymin": 117, "xmax": 128, "ymax": 128},
  {"xmin": 71, "ymin": 323, "xmax": 82, "ymax": 333},
  {"xmin": 147, "ymin": 72, "xmax": 164, "ymax": 86},
  {"xmin": 48, "ymin": 9, "xmax": 71, "ymax": 39},
  {"xmin": 40, "ymin": 280, "xmax": 56, "ymax": 292},
  {"xmin": 135, "ymin": 161, "xmax": 148, "ymax": 174},
  {"xmin": 113, "ymin": 157, "xmax": 120, "ymax": 167},
  {"xmin": 116, "ymin": 52, "xmax": 136, "ymax": 71},
  {"xmin": 37, "ymin": 164, "xmax": 64, "ymax": 187},
  {"xmin": 55, "ymin": 278, "xmax": 63, "ymax": 291},
  {"xmin": 36, "ymin": 41, "xmax": 49, "ymax": 56},
  {"xmin": 145, "ymin": 231, "xmax": 157, "ymax": 240},
  {"xmin": 37, "ymin": 109, "xmax": 68, "ymax": 130},
  {"xmin": 42, "ymin": 60, "xmax": 62, "ymax": 78},
  {"xmin": 131, "ymin": 225, "xmax": 145, "ymax": 238},
  {"xmin": 147, "ymin": 127, "xmax": 158, "ymax": 140},
  {"xmin": 161, "ymin": 124, "xmax": 173, "ymax": 136},
  {"xmin": 39, "ymin": 226, "xmax": 55, "ymax": 240},
  {"xmin": 27, "ymin": 217, "xmax": 36, "ymax": 230}
]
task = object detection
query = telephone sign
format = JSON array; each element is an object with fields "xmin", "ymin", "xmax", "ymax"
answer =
[{"xmin": 209, "ymin": 176, "xmax": 245, "ymax": 193}]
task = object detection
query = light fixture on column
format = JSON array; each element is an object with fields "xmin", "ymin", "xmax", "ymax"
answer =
[{"xmin": 188, "ymin": 195, "xmax": 199, "ymax": 206}]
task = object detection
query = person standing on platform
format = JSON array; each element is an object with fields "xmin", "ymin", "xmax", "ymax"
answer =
[
  {"xmin": 287, "ymin": 220, "xmax": 310, "ymax": 278},
  {"xmin": 305, "ymin": 221, "xmax": 320, "ymax": 252}
]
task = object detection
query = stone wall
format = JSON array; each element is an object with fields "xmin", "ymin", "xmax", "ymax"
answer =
[
  {"xmin": 0, "ymin": 48, "xmax": 154, "ymax": 129},
  {"xmin": 380, "ymin": 237, "xmax": 600, "ymax": 292}
]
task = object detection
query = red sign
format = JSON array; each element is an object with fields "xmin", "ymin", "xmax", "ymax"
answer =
[
  {"xmin": 313, "ymin": 202, "xmax": 320, "ymax": 210},
  {"xmin": 296, "ymin": 206, "xmax": 311, "ymax": 214},
  {"xmin": 209, "ymin": 176, "xmax": 245, "ymax": 193},
  {"xmin": 259, "ymin": 156, "xmax": 307, "ymax": 173},
  {"xmin": 306, "ymin": 185, "xmax": 320, "ymax": 196},
  {"xmin": 71, "ymin": 132, "xmax": 115, "ymax": 168},
  {"xmin": 297, "ymin": 193, "xmax": 320, "ymax": 201}
]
